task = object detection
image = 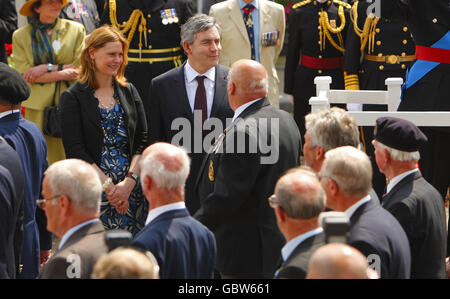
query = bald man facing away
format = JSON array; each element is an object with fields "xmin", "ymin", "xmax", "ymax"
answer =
[
  {"xmin": 307, "ymin": 243, "xmax": 371, "ymax": 279},
  {"xmin": 195, "ymin": 59, "xmax": 301, "ymax": 278},
  {"xmin": 132, "ymin": 142, "xmax": 216, "ymax": 279}
]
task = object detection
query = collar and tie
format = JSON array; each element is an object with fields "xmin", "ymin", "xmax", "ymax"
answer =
[
  {"xmin": 242, "ymin": 4, "xmax": 256, "ymax": 60},
  {"xmin": 194, "ymin": 75, "xmax": 207, "ymax": 125}
]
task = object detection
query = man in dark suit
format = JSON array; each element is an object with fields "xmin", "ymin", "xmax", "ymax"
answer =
[
  {"xmin": 372, "ymin": 117, "xmax": 447, "ymax": 279},
  {"xmin": 0, "ymin": 165, "xmax": 15, "ymax": 278},
  {"xmin": 0, "ymin": 62, "xmax": 50, "ymax": 279},
  {"xmin": 148, "ymin": 14, "xmax": 234, "ymax": 215},
  {"xmin": 272, "ymin": 168, "xmax": 326, "ymax": 279},
  {"xmin": 132, "ymin": 142, "xmax": 216, "ymax": 279},
  {"xmin": 0, "ymin": 137, "xmax": 24, "ymax": 279},
  {"xmin": 39, "ymin": 159, "xmax": 109, "ymax": 279},
  {"xmin": 319, "ymin": 146, "xmax": 411, "ymax": 279},
  {"xmin": 195, "ymin": 59, "xmax": 302, "ymax": 278}
]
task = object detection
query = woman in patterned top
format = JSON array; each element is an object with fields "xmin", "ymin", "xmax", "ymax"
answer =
[{"xmin": 59, "ymin": 25, "xmax": 148, "ymax": 235}]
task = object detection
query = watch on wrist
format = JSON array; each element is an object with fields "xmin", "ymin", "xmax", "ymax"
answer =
[
  {"xmin": 126, "ymin": 172, "xmax": 139, "ymax": 184},
  {"xmin": 47, "ymin": 63, "xmax": 53, "ymax": 72}
]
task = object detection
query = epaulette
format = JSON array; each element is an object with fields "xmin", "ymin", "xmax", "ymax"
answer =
[
  {"xmin": 292, "ymin": 0, "xmax": 312, "ymax": 9},
  {"xmin": 333, "ymin": 0, "xmax": 351, "ymax": 9}
]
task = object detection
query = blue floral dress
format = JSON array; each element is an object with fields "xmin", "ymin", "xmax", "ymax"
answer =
[{"xmin": 98, "ymin": 102, "xmax": 148, "ymax": 236}]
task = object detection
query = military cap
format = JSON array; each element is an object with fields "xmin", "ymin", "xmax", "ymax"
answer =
[
  {"xmin": 0, "ymin": 62, "xmax": 31, "ymax": 105},
  {"xmin": 374, "ymin": 116, "xmax": 428, "ymax": 152}
]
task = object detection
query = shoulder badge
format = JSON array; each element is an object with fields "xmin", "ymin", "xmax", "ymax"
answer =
[
  {"xmin": 333, "ymin": 0, "xmax": 351, "ymax": 9},
  {"xmin": 292, "ymin": 0, "xmax": 312, "ymax": 9},
  {"xmin": 208, "ymin": 160, "xmax": 215, "ymax": 182}
]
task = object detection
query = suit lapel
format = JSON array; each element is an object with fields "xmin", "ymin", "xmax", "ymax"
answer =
[
  {"xmin": 210, "ymin": 65, "xmax": 228, "ymax": 118},
  {"xmin": 229, "ymin": 0, "xmax": 250, "ymax": 44}
]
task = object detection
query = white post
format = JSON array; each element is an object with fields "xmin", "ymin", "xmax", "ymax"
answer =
[
  {"xmin": 385, "ymin": 78, "xmax": 403, "ymax": 111},
  {"xmin": 309, "ymin": 96, "xmax": 330, "ymax": 113},
  {"xmin": 315, "ymin": 76, "xmax": 332, "ymax": 97}
]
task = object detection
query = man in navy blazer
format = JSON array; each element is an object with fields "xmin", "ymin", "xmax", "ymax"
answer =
[
  {"xmin": 132, "ymin": 142, "xmax": 216, "ymax": 279},
  {"xmin": 319, "ymin": 146, "xmax": 411, "ymax": 279},
  {"xmin": 147, "ymin": 14, "xmax": 234, "ymax": 215}
]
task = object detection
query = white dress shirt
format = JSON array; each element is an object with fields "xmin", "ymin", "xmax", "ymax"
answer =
[
  {"xmin": 0, "ymin": 109, "xmax": 20, "ymax": 119},
  {"xmin": 344, "ymin": 194, "xmax": 371, "ymax": 219},
  {"xmin": 386, "ymin": 168, "xmax": 419, "ymax": 194},
  {"xmin": 184, "ymin": 61, "xmax": 215, "ymax": 118},
  {"xmin": 232, "ymin": 98, "xmax": 263, "ymax": 123},
  {"xmin": 145, "ymin": 202, "xmax": 186, "ymax": 225},
  {"xmin": 58, "ymin": 218, "xmax": 99, "ymax": 250}
]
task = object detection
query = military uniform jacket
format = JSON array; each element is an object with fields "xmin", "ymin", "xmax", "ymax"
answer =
[
  {"xmin": 379, "ymin": 0, "xmax": 450, "ymax": 112},
  {"xmin": 284, "ymin": 0, "xmax": 350, "ymax": 137},
  {"xmin": 344, "ymin": 0, "xmax": 415, "ymax": 103},
  {"xmin": 101, "ymin": 0, "xmax": 194, "ymax": 99}
]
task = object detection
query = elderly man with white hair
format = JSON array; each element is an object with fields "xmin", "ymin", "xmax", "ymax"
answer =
[
  {"xmin": 132, "ymin": 142, "xmax": 216, "ymax": 279},
  {"xmin": 319, "ymin": 146, "xmax": 411, "ymax": 279},
  {"xmin": 39, "ymin": 159, "xmax": 108, "ymax": 279}
]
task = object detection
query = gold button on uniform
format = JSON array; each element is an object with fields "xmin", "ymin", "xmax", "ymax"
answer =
[
  {"xmin": 148, "ymin": 29, "xmax": 152, "ymax": 33},
  {"xmin": 319, "ymin": 55, "xmax": 322, "ymax": 59},
  {"xmin": 403, "ymin": 27, "xmax": 408, "ymax": 32},
  {"xmin": 376, "ymin": 41, "xmax": 381, "ymax": 46},
  {"xmin": 401, "ymin": 52, "xmax": 406, "ymax": 57},
  {"xmin": 401, "ymin": 64, "xmax": 406, "ymax": 69},
  {"xmin": 147, "ymin": 14, "xmax": 151, "ymax": 18},
  {"xmin": 376, "ymin": 28, "xmax": 380, "ymax": 33},
  {"xmin": 403, "ymin": 40, "xmax": 408, "ymax": 45},
  {"xmin": 318, "ymin": 70, "xmax": 323, "ymax": 74},
  {"xmin": 432, "ymin": 18, "xmax": 437, "ymax": 23},
  {"xmin": 378, "ymin": 53, "xmax": 383, "ymax": 57},
  {"xmin": 379, "ymin": 65, "xmax": 384, "ymax": 70}
]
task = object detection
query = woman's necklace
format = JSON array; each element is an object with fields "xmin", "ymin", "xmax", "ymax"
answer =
[{"xmin": 95, "ymin": 90, "xmax": 118, "ymax": 111}]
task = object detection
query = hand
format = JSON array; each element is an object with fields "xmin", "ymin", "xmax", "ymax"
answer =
[
  {"xmin": 60, "ymin": 68, "xmax": 78, "ymax": 81},
  {"xmin": 107, "ymin": 179, "xmax": 135, "ymax": 214},
  {"xmin": 40, "ymin": 250, "xmax": 51, "ymax": 270},
  {"xmin": 23, "ymin": 65, "xmax": 47, "ymax": 83}
]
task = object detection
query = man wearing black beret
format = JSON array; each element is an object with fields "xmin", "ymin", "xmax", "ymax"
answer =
[
  {"xmin": 0, "ymin": 62, "xmax": 51, "ymax": 279},
  {"xmin": 372, "ymin": 116, "xmax": 447, "ymax": 279}
]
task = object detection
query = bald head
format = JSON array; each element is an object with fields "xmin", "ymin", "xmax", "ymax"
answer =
[
  {"xmin": 227, "ymin": 59, "xmax": 268, "ymax": 110},
  {"xmin": 139, "ymin": 142, "xmax": 190, "ymax": 191},
  {"xmin": 275, "ymin": 168, "xmax": 326, "ymax": 219},
  {"xmin": 307, "ymin": 243, "xmax": 369, "ymax": 279}
]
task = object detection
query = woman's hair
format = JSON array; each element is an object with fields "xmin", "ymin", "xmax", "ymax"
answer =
[{"xmin": 79, "ymin": 25, "xmax": 129, "ymax": 88}]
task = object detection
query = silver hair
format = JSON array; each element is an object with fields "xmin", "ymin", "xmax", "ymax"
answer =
[
  {"xmin": 375, "ymin": 141, "xmax": 420, "ymax": 161},
  {"xmin": 139, "ymin": 146, "xmax": 191, "ymax": 191},
  {"xmin": 275, "ymin": 168, "xmax": 326, "ymax": 219},
  {"xmin": 305, "ymin": 108, "xmax": 360, "ymax": 152},
  {"xmin": 44, "ymin": 159, "xmax": 102, "ymax": 213},
  {"xmin": 180, "ymin": 14, "xmax": 221, "ymax": 45},
  {"xmin": 322, "ymin": 147, "xmax": 372, "ymax": 198}
]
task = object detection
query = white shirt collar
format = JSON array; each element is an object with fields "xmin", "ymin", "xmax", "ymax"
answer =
[
  {"xmin": 58, "ymin": 218, "xmax": 99, "ymax": 250},
  {"xmin": 345, "ymin": 194, "xmax": 371, "ymax": 219},
  {"xmin": 145, "ymin": 202, "xmax": 186, "ymax": 225},
  {"xmin": 184, "ymin": 60, "xmax": 215, "ymax": 84},
  {"xmin": 0, "ymin": 109, "xmax": 21, "ymax": 119},
  {"xmin": 232, "ymin": 98, "xmax": 263, "ymax": 122},
  {"xmin": 386, "ymin": 168, "xmax": 419, "ymax": 194},
  {"xmin": 281, "ymin": 227, "xmax": 323, "ymax": 262}
]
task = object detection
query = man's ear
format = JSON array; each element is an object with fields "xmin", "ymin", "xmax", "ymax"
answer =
[
  {"xmin": 182, "ymin": 41, "xmax": 192, "ymax": 56},
  {"xmin": 59, "ymin": 195, "xmax": 71, "ymax": 218},
  {"xmin": 275, "ymin": 205, "xmax": 286, "ymax": 223},
  {"xmin": 315, "ymin": 146, "xmax": 325, "ymax": 161}
]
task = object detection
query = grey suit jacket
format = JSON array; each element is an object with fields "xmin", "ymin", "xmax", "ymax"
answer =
[{"xmin": 39, "ymin": 220, "xmax": 108, "ymax": 279}]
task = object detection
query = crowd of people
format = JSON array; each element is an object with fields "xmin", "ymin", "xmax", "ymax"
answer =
[{"xmin": 0, "ymin": 0, "xmax": 449, "ymax": 280}]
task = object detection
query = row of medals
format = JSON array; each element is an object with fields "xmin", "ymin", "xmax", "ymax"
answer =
[{"xmin": 160, "ymin": 9, "xmax": 179, "ymax": 25}]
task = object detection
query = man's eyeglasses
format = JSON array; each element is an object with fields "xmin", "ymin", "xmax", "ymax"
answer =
[
  {"xmin": 36, "ymin": 195, "xmax": 62, "ymax": 209},
  {"xmin": 268, "ymin": 194, "xmax": 279, "ymax": 209}
]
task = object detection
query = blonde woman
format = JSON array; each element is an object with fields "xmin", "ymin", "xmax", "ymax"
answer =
[{"xmin": 59, "ymin": 25, "xmax": 148, "ymax": 236}]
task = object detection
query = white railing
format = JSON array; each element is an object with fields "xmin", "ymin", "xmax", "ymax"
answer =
[{"xmin": 309, "ymin": 76, "xmax": 450, "ymax": 126}]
